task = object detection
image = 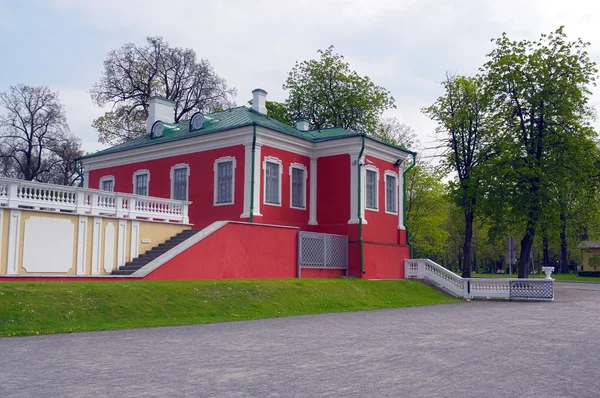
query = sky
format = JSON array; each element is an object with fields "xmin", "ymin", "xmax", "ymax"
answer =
[{"xmin": 1, "ymin": 0, "xmax": 599, "ymax": 156}]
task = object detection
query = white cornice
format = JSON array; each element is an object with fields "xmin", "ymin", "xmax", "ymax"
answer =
[
  {"xmin": 82, "ymin": 127, "xmax": 252, "ymax": 170},
  {"xmin": 82, "ymin": 124, "xmax": 414, "ymax": 171},
  {"xmin": 255, "ymin": 127, "xmax": 313, "ymax": 156}
]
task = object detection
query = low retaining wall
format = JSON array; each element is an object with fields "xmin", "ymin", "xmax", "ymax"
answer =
[
  {"xmin": 143, "ymin": 222, "xmax": 299, "ymax": 280},
  {"xmin": 0, "ymin": 207, "xmax": 190, "ymax": 277}
]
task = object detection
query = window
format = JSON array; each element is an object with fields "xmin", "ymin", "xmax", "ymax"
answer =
[
  {"xmin": 365, "ymin": 168, "xmax": 378, "ymax": 210},
  {"xmin": 263, "ymin": 157, "xmax": 282, "ymax": 206},
  {"xmin": 385, "ymin": 171, "xmax": 398, "ymax": 214},
  {"xmin": 171, "ymin": 164, "xmax": 190, "ymax": 201},
  {"xmin": 99, "ymin": 176, "xmax": 115, "ymax": 192},
  {"xmin": 214, "ymin": 157, "xmax": 236, "ymax": 205},
  {"xmin": 290, "ymin": 163, "xmax": 307, "ymax": 209},
  {"xmin": 133, "ymin": 170, "xmax": 150, "ymax": 196}
]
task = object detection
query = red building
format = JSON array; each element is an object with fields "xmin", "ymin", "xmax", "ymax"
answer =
[{"xmin": 79, "ymin": 89, "xmax": 416, "ymax": 280}]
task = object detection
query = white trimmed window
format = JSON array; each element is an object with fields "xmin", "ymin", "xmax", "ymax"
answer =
[
  {"xmin": 99, "ymin": 176, "xmax": 115, "ymax": 192},
  {"xmin": 365, "ymin": 167, "xmax": 379, "ymax": 211},
  {"xmin": 384, "ymin": 170, "xmax": 398, "ymax": 214},
  {"xmin": 214, "ymin": 156, "xmax": 236, "ymax": 205},
  {"xmin": 171, "ymin": 164, "xmax": 190, "ymax": 201},
  {"xmin": 289, "ymin": 163, "xmax": 307, "ymax": 210},
  {"xmin": 133, "ymin": 170, "xmax": 150, "ymax": 196},
  {"xmin": 263, "ymin": 156, "xmax": 282, "ymax": 206}
]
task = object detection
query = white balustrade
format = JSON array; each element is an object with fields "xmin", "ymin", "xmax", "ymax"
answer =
[
  {"xmin": 405, "ymin": 258, "xmax": 553, "ymax": 301},
  {"xmin": 0, "ymin": 177, "xmax": 190, "ymax": 224}
]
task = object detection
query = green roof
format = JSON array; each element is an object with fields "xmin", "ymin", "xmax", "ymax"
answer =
[{"xmin": 80, "ymin": 106, "xmax": 413, "ymax": 160}]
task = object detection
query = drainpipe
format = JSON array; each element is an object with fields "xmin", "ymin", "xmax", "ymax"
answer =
[
  {"xmin": 249, "ymin": 123, "xmax": 257, "ymax": 223},
  {"xmin": 403, "ymin": 152, "xmax": 417, "ymax": 258},
  {"xmin": 357, "ymin": 134, "xmax": 366, "ymax": 274},
  {"xmin": 74, "ymin": 160, "xmax": 84, "ymax": 187}
]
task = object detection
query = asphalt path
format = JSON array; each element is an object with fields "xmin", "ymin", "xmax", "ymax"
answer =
[{"xmin": 1, "ymin": 282, "xmax": 599, "ymax": 397}]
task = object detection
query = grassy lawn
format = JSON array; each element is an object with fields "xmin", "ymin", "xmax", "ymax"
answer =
[
  {"xmin": 470, "ymin": 273, "xmax": 600, "ymax": 283},
  {"xmin": 0, "ymin": 278, "xmax": 459, "ymax": 337}
]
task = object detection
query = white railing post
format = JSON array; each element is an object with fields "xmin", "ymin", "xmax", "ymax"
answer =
[
  {"xmin": 7, "ymin": 182, "xmax": 18, "ymax": 207},
  {"xmin": 182, "ymin": 202, "xmax": 190, "ymax": 224},
  {"xmin": 463, "ymin": 279, "xmax": 470, "ymax": 299}
]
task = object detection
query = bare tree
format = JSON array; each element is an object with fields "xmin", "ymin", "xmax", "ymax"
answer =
[
  {"xmin": 0, "ymin": 85, "xmax": 70, "ymax": 182},
  {"xmin": 91, "ymin": 37, "xmax": 237, "ymax": 145},
  {"xmin": 373, "ymin": 117, "xmax": 417, "ymax": 148},
  {"xmin": 37, "ymin": 135, "xmax": 85, "ymax": 186}
]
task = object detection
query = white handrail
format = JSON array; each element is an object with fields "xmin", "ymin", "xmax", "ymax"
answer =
[
  {"xmin": 0, "ymin": 177, "xmax": 190, "ymax": 224},
  {"xmin": 405, "ymin": 258, "xmax": 553, "ymax": 300}
]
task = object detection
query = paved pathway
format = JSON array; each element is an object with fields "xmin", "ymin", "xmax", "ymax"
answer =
[{"xmin": 1, "ymin": 283, "xmax": 600, "ymax": 397}]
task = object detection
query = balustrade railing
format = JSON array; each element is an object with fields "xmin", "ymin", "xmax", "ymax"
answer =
[
  {"xmin": 0, "ymin": 177, "xmax": 190, "ymax": 224},
  {"xmin": 405, "ymin": 258, "xmax": 553, "ymax": 301}
]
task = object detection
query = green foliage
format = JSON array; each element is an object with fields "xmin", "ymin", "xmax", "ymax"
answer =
[
  {"xmin": 422, "ymin": 74, "xmax": 497, "ymax": 276},
  {"xmin": 0, "ymin": 279, "xmax": 458, "ymax": 336},
  {"xmin": 589, "ymin": 256, "xmax": 600, "ymax": 270},
  {"xmin": 406, "ymin": 161, "xmax": 450, "ymax": 259},
  {"xmin": 481, "ymin": 27, "xmax": 598, "ymax": 277},
  {"xmin": 283, "ymin": 46, "xmax": 395, "ymax": 134}
]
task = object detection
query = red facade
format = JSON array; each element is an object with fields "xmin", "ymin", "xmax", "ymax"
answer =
[{"xmin": 83, "ymin": 108, "xmax": 413, "ymax": 280}]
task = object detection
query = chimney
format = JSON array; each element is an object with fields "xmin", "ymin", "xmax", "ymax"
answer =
[
  {"xmin": 295, "ymin": 118, "xmax": 310, "ymax": 131},
  {"xmin": 147, "ymin": 96, "xmax": 175, "ymax": 134},
  {"xmin": 252, "ymin": 88, "xmax": 267, "ymax": 114}
]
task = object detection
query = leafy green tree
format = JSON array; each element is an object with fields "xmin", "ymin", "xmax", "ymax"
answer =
[
  {"xmin": 283, "ymin": 46, "xmax": 395, "ymax": 133},
  {"xmin": 482, "ymin": 27, "xmax": 598, "ymax": 278},
  {"xmin": 406, "ymin": 161, "xmax": 450, "ymax": 259},
  {"xmin": 422, "ymin": 74, "xmax": 496, "ymax": 277},
  {"xmin": 91, "ymin": 37, "xmax": 236, "ymax": 145}
]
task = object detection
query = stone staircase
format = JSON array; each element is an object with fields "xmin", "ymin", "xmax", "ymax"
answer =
[{"xmin": 112, "ymin": 229, "xmax": 201, "ymax": 275}]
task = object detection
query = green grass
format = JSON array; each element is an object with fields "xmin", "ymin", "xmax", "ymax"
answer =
[
  {"xmin": 471, "ymin": 273, "xmax": 600, "ymax": 283},
  {"xmin": 0, "ymin": 279, "xmax": 459, "ymax": 337}
]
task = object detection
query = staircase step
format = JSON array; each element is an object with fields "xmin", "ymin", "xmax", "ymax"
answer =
[{"xmin": 111, "ymin": 228, "xmax": 201, "ymax": 275}]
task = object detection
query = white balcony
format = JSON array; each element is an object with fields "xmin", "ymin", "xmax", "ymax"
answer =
[{"xmin": 0, "ymin": 177, "xmax": 190, "ymax": 224}]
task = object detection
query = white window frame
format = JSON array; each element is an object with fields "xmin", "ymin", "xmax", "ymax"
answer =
[
  {"xmin": 132, "ymin": 169, "xmax": 150, "ymax": 196},
  {"xmin": 170, "ymin": 163, "xmax": 190, "ymax": 201},
  {"xmin": 384, "ymin": 170, "xmax": 399, "ymax": 215},
  {"xmin": 364, "ymin": 165, "xmax": 379, "ymax": 212},
  {"xmin": 263, "ymin": 156, "xmax": 283, "ymax": 207},
  {"xmin": 213, "ymin": 156, "xmax": 236, "ymax": 206},
  {"xmin": 289, "ymin": 163, "xmax": 307, "ymax": 210},
  {"xmin": 99, "ymin": 175, "xmax": 115, "ymax": 192}
]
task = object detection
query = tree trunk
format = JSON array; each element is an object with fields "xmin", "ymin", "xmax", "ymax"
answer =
[
  {"xmin": 518, "ymin": 230, "xmax": 534, "ymax": 279},
  {"xmin": 461, "ymin": 210, "xmax": 474, "ymax": 278},
  {"xmin": 543, "ymin": 236, "xmax": 549, "ymax": 269},
  {"xmin": 559, "ymin": 210, "xmax": 569, "ymax": 274}
]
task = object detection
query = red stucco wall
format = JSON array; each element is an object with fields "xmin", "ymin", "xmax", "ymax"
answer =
[
  {"xmin": 88, "ymin": 146, "xmax": 246, "ymax": 229},
  {"xmin": 362, "ymin": 155, "xmax": 403, "ymax": 245},
  {"xmin": 144, "ymin": 223, "xmax": 299, "ymax": 280},
  {"xmin": 258, "ymin": 145, "xmax": 311, "ymax": 228},
  {"xmin": 314, "ymin": 154, "xmax": 351, "ymax": 236}
]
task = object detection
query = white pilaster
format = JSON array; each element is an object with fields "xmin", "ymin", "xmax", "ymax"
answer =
[
  {"xmin": 117, "ymin": 220, "xmax": 127, "ymax": 267},
  {"xmin": 91, "ymin": 217, "xmax": 102, "ymax": 275},
  {"xmin": 103, "ymin": 223, "xmax": 116, "ymax": 274},
  {"xmin": 398, "ymin": 166, "xmax": 405, "ymax": 230},
  {"xmin": 130, "ymin": 220, "xmax": 140, "ymax": 259},
  {"xmin": 241, "ymin": 142, "xmax": 262, "ymax": 218},
  {"xmin": 309, "ymin": 158, "xmax": 318, "ymax": 225},
  {"xmin": 6, "ymin": 210, "xmax": 21, "ymax": 275},
  {"xmin": 76, "ymin": 216, "xmax": 88, "ymax": 275},
  {"xmin": 83, "ymin": 171, "xmax": 90, "ymax": 188},
  {"xmin": 348, "ymin": 154, "xmax": 367, "ymax": 224}
]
